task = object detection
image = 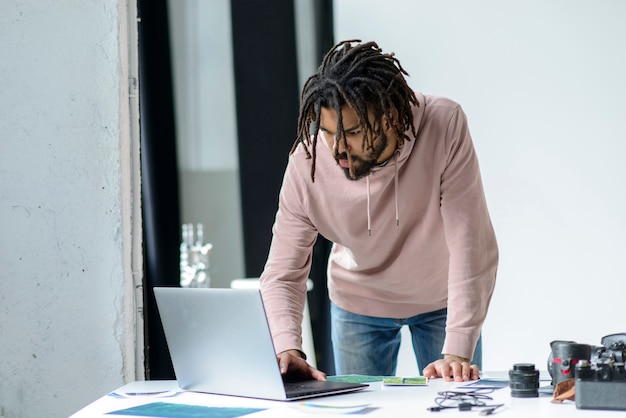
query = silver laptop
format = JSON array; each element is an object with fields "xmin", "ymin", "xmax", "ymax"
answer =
[{"xmin": 153, "ymin": 287, "xmax": 367, "ymax": 401}]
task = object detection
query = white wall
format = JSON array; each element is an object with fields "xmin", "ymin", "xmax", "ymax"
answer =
[
  {"xmin": 335, "ymin": 0, "xmax": 626, "ymax": 373},
  {"xmin": 0, "ymin": 1, "xmax": 141, "ymax": 417}
]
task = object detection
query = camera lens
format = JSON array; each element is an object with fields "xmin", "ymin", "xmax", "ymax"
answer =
[{"xmin": 509, "ymin": 363, "xmax": 540, "ymax": 398}]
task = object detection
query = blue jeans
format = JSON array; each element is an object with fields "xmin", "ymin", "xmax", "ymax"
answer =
[{"xmin": 330, "ymin": 303, "xmax": 482, "ymax": 376}]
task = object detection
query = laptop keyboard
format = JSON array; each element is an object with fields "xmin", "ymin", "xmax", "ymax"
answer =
[
  {"xmin": 284, "ymin": 382, "xmax": 320, "ymax": 392},
  {"xmin": 283, "ymin": 380, "xmax": 366, "ymax": 398}
]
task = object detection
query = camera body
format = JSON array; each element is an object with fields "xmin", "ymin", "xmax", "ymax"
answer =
[
  {"xmin": 576, "ymin": 360, "xmax": 626, "ymax": 410},
  {"xmin": 590, "ymin": 333, "xmax": 626, "ymax": 364},
  {"xmin": 575, "ymin": 333, "xmax": 626, "ymax": 411}
]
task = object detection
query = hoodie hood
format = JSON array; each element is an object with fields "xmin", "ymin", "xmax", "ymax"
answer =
[{"xmin": 370, "ymin": 91, "xmax": 425, "ymax": 174}]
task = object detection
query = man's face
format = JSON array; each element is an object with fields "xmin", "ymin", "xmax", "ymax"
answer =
[{"xmin": 319, "ymin": 105, "xmax": 395, "ymax": 180}]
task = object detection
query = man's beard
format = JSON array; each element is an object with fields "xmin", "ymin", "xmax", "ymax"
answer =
[{"xmin": 335, "ymin": 134, "xmax": 388, "ymax": 180}]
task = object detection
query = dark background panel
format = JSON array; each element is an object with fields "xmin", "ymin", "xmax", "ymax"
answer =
[
  {"xmin": 138, "ymin": 0, "xmax": 180, "ymax": 379},
  {"xmin": 230, "ymin": 0, "xmax": 300, "ymax": 278}
]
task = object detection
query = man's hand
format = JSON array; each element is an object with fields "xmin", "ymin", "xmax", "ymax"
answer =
[
  {"xmin": 422, "ymin": 354, "xmax": 480, "ymax": 382},
  {"xmin": 277, "ymin": 350, "xmax": 327, "ymax": 381}
]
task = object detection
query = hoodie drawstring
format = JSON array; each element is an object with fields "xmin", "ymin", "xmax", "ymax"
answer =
[
  {"xmin": 366, "ymin": 176, "xmax": 371, "ymax": 236},
  {"xmin": 366, "ymin": 151, "xmax": 400, "ymax": 236},
  {"xmin": 394, "ymin": 151, "xmax": 399, "ymax": 226}
]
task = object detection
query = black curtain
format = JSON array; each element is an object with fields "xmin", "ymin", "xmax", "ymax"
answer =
[
  {"xmin": 138, "ymin": 0, "xmax": 180, "ymax": 380},
  {"xmin": 231, "ymin": 0, "xmax": 336, "ymax": 373},
  {"xmin": 230, "ymin": 0, "xmax": 300, "ymax": 277}
]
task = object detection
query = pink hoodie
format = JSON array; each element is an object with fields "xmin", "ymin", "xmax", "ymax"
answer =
[{"xmin": 260, "ymin": 92, "xmax": 498, "ymax": 362}]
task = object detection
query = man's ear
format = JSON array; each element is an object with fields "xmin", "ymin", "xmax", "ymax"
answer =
[
  {"xmin": 383, "ymin": 107, "xmax": 399, "ymax": 131},
  {"xmin": 382, "ymin": 114, "xmax": 393, "ymax": 132}
]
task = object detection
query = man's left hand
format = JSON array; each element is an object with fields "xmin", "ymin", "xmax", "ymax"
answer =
[{"xmin": 422, "ymin": 354, "xmax": 479, "ymax": 382}]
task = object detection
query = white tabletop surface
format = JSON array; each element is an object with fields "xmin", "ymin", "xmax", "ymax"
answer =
[{"xmin": 70, "ymin": 376, "xmax": 623, "ymax": 417}]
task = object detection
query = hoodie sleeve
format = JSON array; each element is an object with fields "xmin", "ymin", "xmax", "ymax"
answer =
[
  {"xmin": 259, "ymin": 155, "xmax": 318, "ymax": 356},
  {"xmin": 439, "ymin": 105, "xmax": 499, "ymax": 361}
]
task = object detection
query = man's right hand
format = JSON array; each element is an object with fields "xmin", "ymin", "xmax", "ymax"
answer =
[
  {"xmin": 277, "ymin": 349, "xmax": 327, "ymax": 381},
  {"xmin": 422, "ymin": 354, "xmax": 480, "ymax": 382}
]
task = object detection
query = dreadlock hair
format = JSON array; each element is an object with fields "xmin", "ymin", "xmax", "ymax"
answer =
[{"xmin": 292, "ymin": 39, "xmax": 419, "ymax": 182}]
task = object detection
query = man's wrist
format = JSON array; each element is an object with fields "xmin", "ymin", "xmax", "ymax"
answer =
[
  {"xmin": 281, "ymin": 349, "xmax": 307, "ymax": 360},
  {"xmin": 443, "ymin": 354, "xmax": 470, "ymax": 363}
]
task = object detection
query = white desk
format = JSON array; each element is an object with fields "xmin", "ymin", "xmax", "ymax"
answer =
[{"xmin": 71, "ymin": 377, "xmax": 622, "ymax": 417}]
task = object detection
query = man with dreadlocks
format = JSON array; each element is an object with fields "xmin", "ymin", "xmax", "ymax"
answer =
[{"xmin": 259, "ymin": 40, "xmax": 498, "ymax": 382}]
